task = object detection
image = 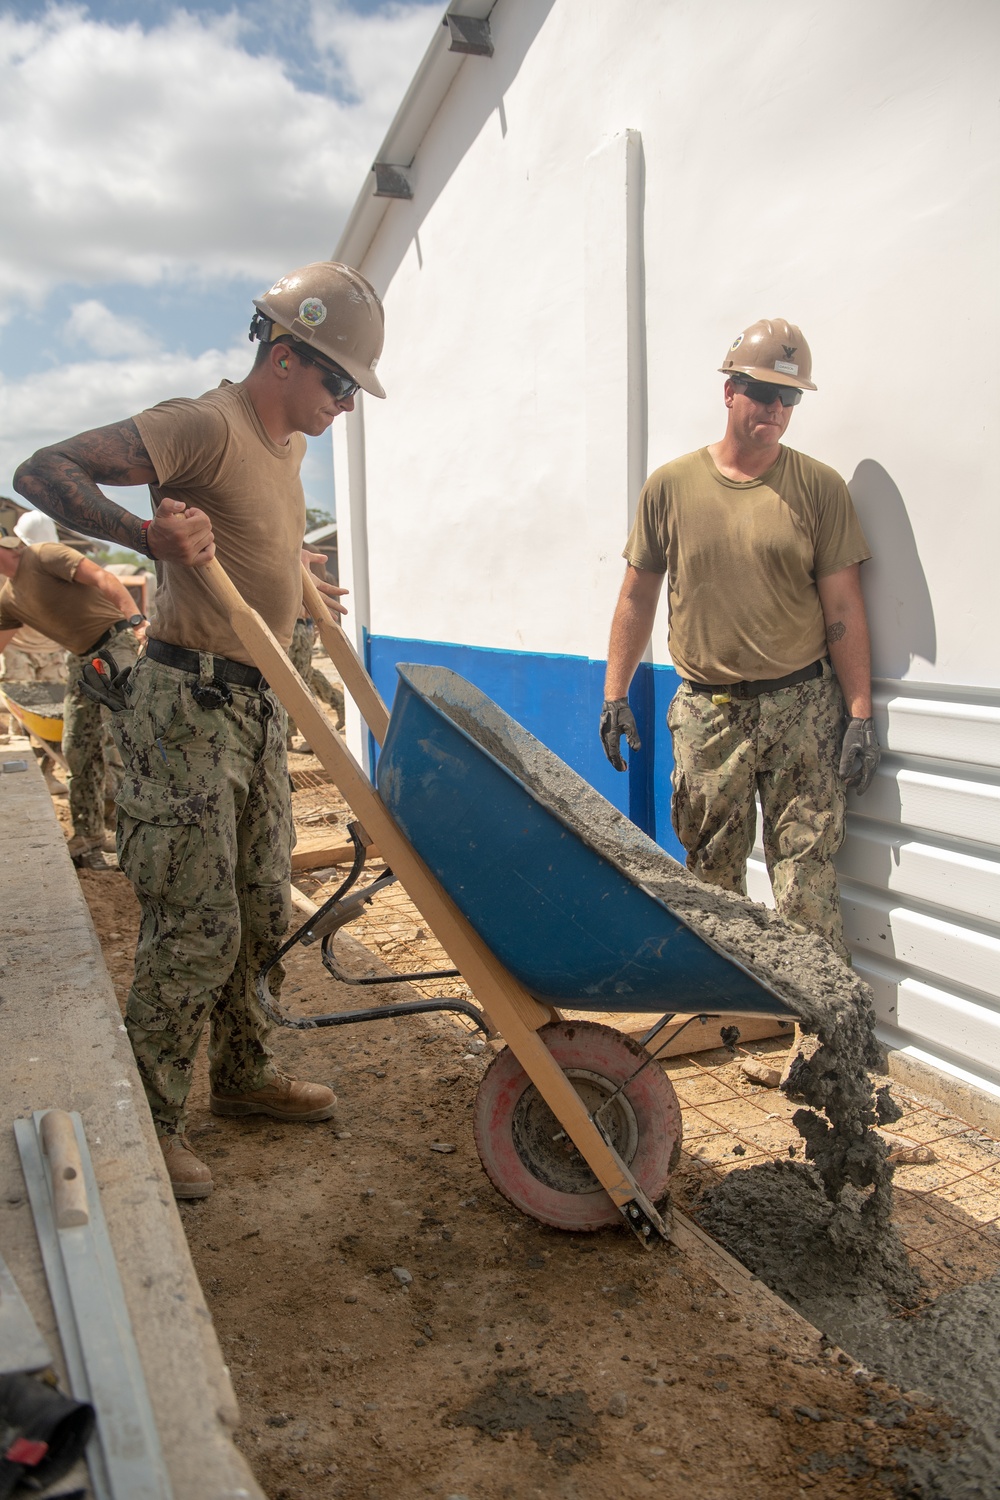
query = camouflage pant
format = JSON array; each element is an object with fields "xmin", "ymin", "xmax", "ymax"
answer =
[
  {"xmin": 0, "ymin": 646, "xmax": 66, "ymax": 683},
  {"xmin": 667, "ymin": 665, "xmax": 848, "ymax": 959},
  {"xmin": 111, "ymin": 656, "xmax": 292, "ymax": 1135},
  {"xmin": 63, "ymin": 635, "xmax": 137, "ymax": 844},
  {"xmin": 286, "ymin": 619, "xmax": 345, "ymax": 740}
]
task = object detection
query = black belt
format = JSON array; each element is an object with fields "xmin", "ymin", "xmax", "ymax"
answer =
[
  {"xmin": 685, "ymin": 658, "xmax": 826, "ymax": 699},
  {"xmin": 89, "ymin": 619, "xmax": 133, "ymax": 653},
  {"xmin": 145, "ymin": 638, "xmax": 267, "ymax": 691}
]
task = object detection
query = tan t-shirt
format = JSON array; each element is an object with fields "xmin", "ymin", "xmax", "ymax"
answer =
[
  {"xmin": 623, "ymin": 445, "xmax": 871, "ymax": 684},
  {"xmin": 0, "ymin": 544, "xmax": 124, "ymax": 655},
  {"xmin": 134, "ymin": 381, "xmax": 307, "ymax": 664}
]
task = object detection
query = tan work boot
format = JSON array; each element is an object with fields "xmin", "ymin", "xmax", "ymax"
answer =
[
  {"xmin": 159, "ymin": 1134, "xmax": 213, "ymax": 1199},
  {"xmin": 209, "ymin": 1073, "xmax": 337, "ymax": 1122}
]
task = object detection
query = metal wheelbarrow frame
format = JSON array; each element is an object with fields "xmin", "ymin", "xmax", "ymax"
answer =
[{"xmin": 202, "ymin": 560, "xmax": 792, "ymax": 1249}]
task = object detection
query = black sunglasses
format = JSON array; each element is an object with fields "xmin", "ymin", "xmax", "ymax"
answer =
[
  {"xmin": 732, "ymin": 377, "xmax": 802, "ymax": 407},
  {"xmin": 289, "ymin": 344, "xmax": 360, "ymax": 401}
]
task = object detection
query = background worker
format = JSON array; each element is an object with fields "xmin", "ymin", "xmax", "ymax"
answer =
[
  {"xmin": 0, "ymin": 511, "xmax": 69, "ymax": 796},
  {"xmin": 286, "ymin": 603, "xmax": 346, "ymax": 749},
  {"xmin": 600, "ymin": 318, "xmax": 879, "ymax": 962},
  {"xmin": 0, "ymin": 530, "xmax": 145, "ymax": 868},
  {"xmin": 14, "ymin": 261, "xmax": 385, "ymax": 1199}
]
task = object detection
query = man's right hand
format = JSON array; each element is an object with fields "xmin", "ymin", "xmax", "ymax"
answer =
[
  {"xmin": 600, "ymin": 698, "xmax": 641, "ymax": 772},
  {"xmin": 147, "ymin": 498, "xmax": 215, "ymax": 565}
]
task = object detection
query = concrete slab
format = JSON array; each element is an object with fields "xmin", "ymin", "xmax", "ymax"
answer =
[{"xmin": 0, "ymin": 740, "xmax": 265, "ymax": 1500}]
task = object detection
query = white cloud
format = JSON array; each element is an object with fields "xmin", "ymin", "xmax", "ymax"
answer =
[
  {"xmin": 65, "ymin": 298, "xmax": 160, "ymax": 356},
  {"xmin": 0, "ymin": 2, "xmax": 439, "ymax": 310},
  {"xmin": 0, "ymin": 341, "xmax": 247, "ymax": 497},
  {"xmin": 0, "ymin": 340, "xmax": 337, "ymax": 518}
]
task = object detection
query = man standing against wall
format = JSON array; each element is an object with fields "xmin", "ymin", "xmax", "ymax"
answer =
[
  {"xmin": 600, "ymin": 319, "xmax": 879, "ymax": 961},
  {"xmin": 0, "ymin": 529, "xmax": 145, "ymax": 866},
  {"xmin": 14, "ymin": 261, "xmax": 386, "ymax": 1198}
]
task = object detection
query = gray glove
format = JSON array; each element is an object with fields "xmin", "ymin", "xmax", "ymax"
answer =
[
  {"xmin": 839, "ymin": 716, "xmax": 880, "ymax": 795},
  {"xmin": 600, "ymin": 698, "xmax": 641, "ymax": 772}
]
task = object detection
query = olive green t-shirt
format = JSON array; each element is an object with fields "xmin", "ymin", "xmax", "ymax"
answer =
[
  {"xmin": 0, "ymin": 543, "xmax": 124, "ymax": 655},
  {"xmin": 623, "ymin": 446, "xmax": 871, "ymax": 684},
  {"xmin": 134, "ymin": 381, "xmax": 307, "ymax": 665}
]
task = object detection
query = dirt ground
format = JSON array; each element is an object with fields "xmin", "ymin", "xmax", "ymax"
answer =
[{"xmin": 50, "ymin": 749, "xmax": 955, "ymax": 1500}]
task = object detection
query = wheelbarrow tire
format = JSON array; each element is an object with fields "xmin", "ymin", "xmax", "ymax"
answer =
[{"xmin": 473, "ymin": 1020, "xmax": 682, "ymax": 1232}]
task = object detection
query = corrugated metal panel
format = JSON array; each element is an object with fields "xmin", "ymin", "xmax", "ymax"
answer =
[{"xmin": 747, "ymin": 680, "xmax": 1000, "ymax": 1097}]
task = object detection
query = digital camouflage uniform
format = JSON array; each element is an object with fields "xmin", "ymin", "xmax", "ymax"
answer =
[
  {"xmin": 668, "ymin": 663, "xmax": 848, "ymax": 959},
  {"xmin": 111, "ymin": 655, "xmax": 292, "ymax": 1135},
  {"xmin": 0, "ymin": 644, "xmax": 66, "ymax": 683},
  {"xmin": 286, "ymin": 617, "xmax": 345, "ymax": 742},
  {"xmin": 63, "ymin": 633, "xmax": 138, "ymax": 846}
]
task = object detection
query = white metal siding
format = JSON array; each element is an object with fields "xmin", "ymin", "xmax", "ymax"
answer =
[{"xmin": 750, "ymin": 681, "xmax": 1000, "ymax": 1092}]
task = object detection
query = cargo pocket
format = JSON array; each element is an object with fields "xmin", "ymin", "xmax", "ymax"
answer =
[{"xmin": 115, "ymin": 775, "xmax": 209, "ymax": 905}]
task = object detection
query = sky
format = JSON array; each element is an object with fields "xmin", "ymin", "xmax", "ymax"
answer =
[{"xmin": 0, "ymin": 0, "xmax": 440, "ymax": 523}]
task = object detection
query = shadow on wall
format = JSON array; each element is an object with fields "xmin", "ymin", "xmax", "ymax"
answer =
[{"xmin": 848, "ymin": 459, "xmax": 935, "ymax": 678}]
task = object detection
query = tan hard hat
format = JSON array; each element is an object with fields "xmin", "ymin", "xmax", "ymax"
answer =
[
  {"xmin": 719, "ymin": 318, "xmax": 817, "ymax": 391},
  {"xmin": 253, "ymin": 261, "xmax": 386, "ymax": 398}
]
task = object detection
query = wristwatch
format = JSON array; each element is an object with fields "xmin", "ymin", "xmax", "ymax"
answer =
[{"xmin": 127, "ymin": 613, "xmax": 145, "ymax": 628}]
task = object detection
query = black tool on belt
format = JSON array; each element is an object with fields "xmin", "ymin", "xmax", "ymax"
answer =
[{"xmin": 79, "ymin": 642, "xmax": 137, "ymax": 713}]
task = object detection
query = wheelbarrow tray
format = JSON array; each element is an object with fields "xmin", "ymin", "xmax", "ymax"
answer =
[
  {"xmin": 0, "ymin": 681, "xmax": 64, "ymax": 744},
  {"xmin": 376, "ymin": 665, "xmax": 795, "ymax": 1019}
]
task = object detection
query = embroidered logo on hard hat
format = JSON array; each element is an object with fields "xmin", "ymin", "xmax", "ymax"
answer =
[
  {"xmin": 774, "ymin": 360, "xmax": 799, "ymax": 375},
  {"xmin": 298, "ymin": 298, "xmax": 327, "ymax": 327},
  {"xmin": 782, "ymin": 344, "xmax": 797, "ymax": 359},
  {"xmin": 730, "ymin": 333, "xmax": 744, "ymax": 351}
]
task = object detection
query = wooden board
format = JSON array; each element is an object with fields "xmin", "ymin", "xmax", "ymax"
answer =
[{"xmin": 291, "ymin": 836, "xmax": 382, "ymax": 872}]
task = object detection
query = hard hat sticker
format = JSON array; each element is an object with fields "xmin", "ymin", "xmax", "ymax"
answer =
[
  {"xmin": 298, "ymin": 297, "xmax": 327, "ymax": 327},
  {"xmin": 774, "ymin": 359, "xmax": 798, "ymax": 375},
  {"xmin": 730, "ymin": 333, "xmax": 744, "ymax": 351}
]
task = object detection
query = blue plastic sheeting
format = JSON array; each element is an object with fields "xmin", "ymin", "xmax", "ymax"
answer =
[{"xmin": 366, "ymin": 634, "xmax": 685, "ymax": 862}]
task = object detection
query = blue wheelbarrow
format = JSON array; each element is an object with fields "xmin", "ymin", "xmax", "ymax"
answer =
[{"xmin": 211, "ymin": 561, "xmax": 798, "ymax": 1246}]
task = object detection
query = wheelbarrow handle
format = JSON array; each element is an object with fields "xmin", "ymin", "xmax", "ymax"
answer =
[{"xmin": 300, "ymin": 563, "xmax": 389, "ymax": 745}]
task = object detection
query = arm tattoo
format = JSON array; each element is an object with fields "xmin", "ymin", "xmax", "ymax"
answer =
[
  {"xmin": 13, "ymin": 420, "xmax": 157, "ymax": 552},
  {"xmin": 826, "ymin": 620, "xmax": 847, "ymax": 644}
]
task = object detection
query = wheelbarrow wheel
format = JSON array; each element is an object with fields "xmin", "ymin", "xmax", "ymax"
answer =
[{"xmin": 473, "ymin": 1020, "xmax": 682, "ymax": 1232}]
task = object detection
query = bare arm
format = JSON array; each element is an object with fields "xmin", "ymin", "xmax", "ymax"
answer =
[
  {"xmin": 73, "ymin": 557, "xmax": 143, "ymax": 619},
  {"xmin": 604, "ymin": 565, "xmax": 665, "ymax": 699},
  {"xmin": 13, "ymin": 421, "xmax": 215, "ymax": 566},
  {"xmin": 817, "ymin": 563, "xmax": 872, "ymax": 718}
]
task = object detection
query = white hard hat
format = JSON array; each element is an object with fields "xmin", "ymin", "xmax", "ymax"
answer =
[{"xmin": 14, "ymin": 510, "xmax": 58, "ymax": 544}]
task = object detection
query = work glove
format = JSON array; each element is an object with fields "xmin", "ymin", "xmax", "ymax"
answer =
[
  {"xmin": 80, "ymin": 649, "xmax": 134, "ymax": 713},
  {"xmin": 600, "ymin": 698, "xmax": 641, "ymax": 772},
  {"xmin": 839, "ymin": 716, "xmax": 880, "ymax": 795}
]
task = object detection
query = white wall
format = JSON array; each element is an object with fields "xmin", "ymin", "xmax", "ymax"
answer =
[
  {"xmin": 341, "ymin": 0, "xmax": 999, "ymax": 683},
  {"xmin": 334, "ymin": 0, "xmax": 1000, "ymax": 1095}
]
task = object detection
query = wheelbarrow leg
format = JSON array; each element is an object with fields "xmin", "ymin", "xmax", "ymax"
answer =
[{"xmin": 201, "ymin": 560, "xmax": 671, "ymax": 1248}]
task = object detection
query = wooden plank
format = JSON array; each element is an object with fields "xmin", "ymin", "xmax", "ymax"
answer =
[
  {"xmin": 201, "ymin": 559, "xmax": 659, "ymax": 1219},
  {"xmin": 629, "ymin": 1012, "xmax": 794, "ymax": 1058},
  {"xmin": 291, "ymin": 838, "xmax": 382, "ymax": 871},
  {"xmin": 300, "ymin": 563, "xmax": 389, "ymax": 745}
]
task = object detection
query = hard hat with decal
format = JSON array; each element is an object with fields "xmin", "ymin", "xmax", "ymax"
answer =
[
  {"xmin": 251, "ymin": 261, "xmax": 386, "ymax": 398},
  {"xmin": 719, "ymin": 318, "xmax": 817, "ymax": 391}
]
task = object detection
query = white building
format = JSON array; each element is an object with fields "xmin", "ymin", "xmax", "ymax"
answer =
[{"xmin": 331, "ymin": 0, "xmax": 1000, "ymax": 1119}]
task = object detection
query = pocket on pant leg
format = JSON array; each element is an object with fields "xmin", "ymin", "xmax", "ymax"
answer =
[{"xmin": 115, "ymin": 775, "xmax": 209, "ymax": 904}]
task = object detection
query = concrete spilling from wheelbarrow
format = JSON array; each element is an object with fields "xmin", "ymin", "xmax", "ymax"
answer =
[{"xmin": 438, "ymin": 693, "xmax": 1000, "ymax": 1499}]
